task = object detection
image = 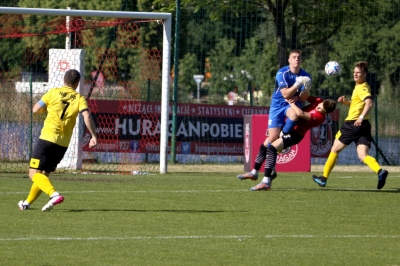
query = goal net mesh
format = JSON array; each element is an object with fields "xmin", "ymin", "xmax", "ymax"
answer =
[{"xmin": 0, "ymin": 13, "xmax": 164, "ymax": 174}]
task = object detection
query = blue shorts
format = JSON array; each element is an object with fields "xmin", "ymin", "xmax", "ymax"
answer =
[{"xmin": 268, "ymin": 105, "xmax": 291, "ymax": 128}]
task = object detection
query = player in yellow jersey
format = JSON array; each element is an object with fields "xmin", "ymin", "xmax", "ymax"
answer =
[
  {"xmin": 312, "ymin": 61, "xmax": 388, "ymax": 189},
  {"xmin": 18, "ymin": 69, "xmax": 98, "ymax": 211}
]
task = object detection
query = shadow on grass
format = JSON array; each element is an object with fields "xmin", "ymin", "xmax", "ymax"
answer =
[
  {"xmin": 273, "ymin": 187, "xmax": 400, "ymax": 193},
  {"xmin": 64, "ymin": 209, "xmax": 250, "ymax": 213}
]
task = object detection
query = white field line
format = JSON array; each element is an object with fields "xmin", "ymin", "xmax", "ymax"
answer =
[
  {"xmin": 1, "ymin": 235, "xmax": 400, "ymax": 241},
  {"xmin": 1, "ymin": 187, "xmax": 397, "ymax": 195},
  {"xmin": 1, "ymin": 185, "xmax": 398, "ymax": 195}
]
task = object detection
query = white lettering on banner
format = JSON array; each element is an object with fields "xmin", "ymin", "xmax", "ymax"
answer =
[
  {"xmin": 176, "ymin": 105, "xmax": 190, "ymax": 115},
  {"xmin": 154, "ymin": 121, "xmax": 161, "ymax": 135},
  {"xmin": 121, "ymin": 103, "xmax": 267, "ymax": 117},
  {"xmin": 93, "ymin": 141, "xmax": 130, "ymax": 151},
  {"xmin": 101, "ymin": 118, "xmax": 243, "ymax": 139},
  {"xmin": 188, "ymin": 121, "xmax": 200, "ymax": 137},
  {"xmin": 128, "ymin": 120, "xmax": 140, "ymax": 135},
  {"xmin": 115, "ymin": 119, "xmax": 126, "ymax": 134},
  {"xmin": 221, "ymin": 124, "xmax": 229, "ymax": 137},
  {"xmin": 276, "ymin": 145, "xmax": 298, "ymax": 164},
  {"xmin": 241, "ymin": 108, "xmax": 268, "ymax": 116},
  {"xmin": 142, "ymin": 119, "xmax": 153, "ymax": 135},
  {"xmin": 194, "ymin": 144, "xmax": 243, "ymax": 154},
  {"xmin": 235, "ymin": 124, "xmax": 242, "ymax": 138},
  {"xmin": 145, "ymin": 143, "xmax": 182, "ymax": 152},
  {"xmin": 176, "ymin": 122, "xmax": 188, "ymax": 136},
  {"xmin": 196, "ymin": 106, "xmax": 236, "ymax": 116},
  {"xmin": 210, "ymin": 124, "xmax": 220, "ymax": 137},
  {"xmin": 96, "ymin": 127, "xmax": 114, "ymax": 134},
  {"xmin": 202, "ymin": 123, "xmax": 210, "ymax": 137}
]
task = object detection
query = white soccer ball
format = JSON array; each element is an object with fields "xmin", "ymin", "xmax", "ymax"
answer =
[{"xmin": 325, "ymin": 61, "xmax": 341, "ymax": 76}]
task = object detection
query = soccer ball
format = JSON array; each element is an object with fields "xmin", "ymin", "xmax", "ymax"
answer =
[{"xmin": 325, "ymin": 61, "xmax": 341, "ymax": 76}]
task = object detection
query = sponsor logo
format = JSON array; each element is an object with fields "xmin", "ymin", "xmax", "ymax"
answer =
[
  {"xmin": 276, "ymin": 144, "xmax": 298, "ymax": 164},
  {"xmin": 57, "ymin": 60, "xmax": 70, "ymax": 72},
  {"xmin": 130, "ymin": 140, "xmax": 140, "ymax": 152},
  {"xmin": 311, "ymin": 114, "xmax": 333, "ymax": 156},
  {"xmin": 244, "ymin": 123, "xmax": 250, "ymax": 163},
  {"xmin": 181, "ymin": 142, "xmax": 191, "ymax": 154}
]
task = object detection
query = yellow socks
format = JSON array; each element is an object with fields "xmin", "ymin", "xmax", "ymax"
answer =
[
  {"xmin": 32, "ymin": 173, "xmax": 56, "ymax": 196},
  {"xmin": 26, "ymin": 183, "xmax": 42, "ymax": 204},
  {"xmin": 323, "ymin": 152, "xmax": 338, "ymax": 178},
  {"xmin": 363, "ymin": 155, "xmax": 381, "ymax": 173}
]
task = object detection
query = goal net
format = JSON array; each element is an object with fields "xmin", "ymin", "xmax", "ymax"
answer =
[{"xmin": 0, "ymin": 7, "xmax": 171, "ymax": 174}]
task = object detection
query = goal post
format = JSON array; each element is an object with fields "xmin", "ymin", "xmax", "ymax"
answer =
[{"xmin": 0, "ymin": 7, "xmax": 171, "ymax": 174}]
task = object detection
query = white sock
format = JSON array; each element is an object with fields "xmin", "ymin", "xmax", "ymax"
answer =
[
  {"xmin": 50, "ymin": 192, "xmax": 59, "ymax": 198},
  {"xmin": 251, "ymin": 169, "xmax": 258, "ymax": 175},
  {"xmin": 262, "ymin": 177, "xmax": 271, "ymax": 184}
]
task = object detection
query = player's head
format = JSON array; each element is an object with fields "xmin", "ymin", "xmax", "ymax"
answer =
[
  {"xmin": 288, "ymin": 49, "xmax": 303, "ymax": 71},
  {"xmin": 354, "ymin": 61, "xmax": 368, "ymax": 84},
  {"xmin": 64, "ymin": 69, "xmax": 81, "ymax": 88},
  {"xmin": 316, "ymin": 99, "xmax": 336, "ymax": 114}
]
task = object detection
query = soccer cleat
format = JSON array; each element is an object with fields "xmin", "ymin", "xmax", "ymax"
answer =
[
  {"xmin": 18, "ymin": 200, "xmax": 30, "ymax": 210},
  {"xmin": 312, "ymin": 175, "xmax": 327, "ymax": 187},
  {"xmin": 377, "ymin": 169, "xmax": 388, "ymax": 189},
  {"xmin": 250, "ymin": 182, "xmax": 271, "ymax": 191},
  {"xmin": 42, "ymin": 195, "xmax": 64, "ymax": 212},
  {"xmin": 237, "ymin": 172, "xmax": 258, "ymax": 181}
]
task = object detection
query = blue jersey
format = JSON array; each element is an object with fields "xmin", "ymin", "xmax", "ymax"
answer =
[
  {"xmin": 270, "ymin": 66, "xmax": 311, "ymax": 110},
  {"xmin": 268, "ymin": 66, "xmax": 311, "ymax": 129}
]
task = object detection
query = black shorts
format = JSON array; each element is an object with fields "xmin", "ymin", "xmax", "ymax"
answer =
[
  {"xmin": 29, "ymin": 139, "xmax": 68, "ymax": 173},
  {"xmin": 281, "ymin": 132, "xmax": 305, "ymax": 149},
  {"xmin": 336, "ymin": 120, "xmax": 372, "ymax": 147}
]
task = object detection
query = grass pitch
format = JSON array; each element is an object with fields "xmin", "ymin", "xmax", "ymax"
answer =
[{"xmin": 0, "ymin": 169, "xmax": 399, "ymax": 265}]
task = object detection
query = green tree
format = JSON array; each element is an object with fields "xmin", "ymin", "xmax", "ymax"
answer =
[{"xmin": 153, "ymin": 0, "xmax": 375, "ymax": 68}]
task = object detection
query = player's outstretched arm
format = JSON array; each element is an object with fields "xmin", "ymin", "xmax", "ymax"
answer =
[
  {"xmin": 338, "ymin": 95, "xmax": 351, "ymax": 106},
  {"xmin": 82, "ymin": 110, "xmax": 97, "ymax": 148},
  {"xmin": 288, "ymin": 100, "xmax": 311, "ymax": 121},
  {"xmin": 32, "ymin": 101, "xmax": 47, "ymax": 114}
]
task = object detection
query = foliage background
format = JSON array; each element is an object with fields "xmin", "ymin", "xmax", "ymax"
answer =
[{"xmin": 1, "ymin": 0, "xmax": 400, "ymax": 166}]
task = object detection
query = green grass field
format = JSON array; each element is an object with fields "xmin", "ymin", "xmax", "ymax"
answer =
[{"xmin": 1, "ymin": 170, "xmax": 399, "ymax": 265}]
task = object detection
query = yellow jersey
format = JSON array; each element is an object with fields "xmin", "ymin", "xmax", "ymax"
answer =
[
  {"xmin": 345, "ymin": 82, "xmax": 372, "ymax": 121},
  {"xmin": 39, "ymin": 86, "xmax": 89, "ymax": 147}
]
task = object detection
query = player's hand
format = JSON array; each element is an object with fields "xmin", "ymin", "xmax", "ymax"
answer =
[
  {"xmin": 89, "ymin": 137, "xmax": 97, "ymax": 148},
  {"xmin": 293, "ymin": 76, "xmax": 305, "ymax": 89},
  {"xmin": 303, "ymin": 76, "xmax": 312, "ymax": 92},
  {"xmin": 354, "ymin": 118, "xmax": 362, "ymax": 127},
  {"xmin": 294, "ymin": 76, "xmax": 311, "ymax": 91},
  {"xmin": 337, "ymin": 95, "xmax": 346, "ymax": 103}
]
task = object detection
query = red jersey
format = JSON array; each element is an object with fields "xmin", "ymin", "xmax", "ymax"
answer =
[{"xmin": 293, "ymin": 96, "xmax": 326, "ymax": 136}]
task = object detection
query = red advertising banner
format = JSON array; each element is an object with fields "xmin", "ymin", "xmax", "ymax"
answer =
[
  {"xmin": 83, "ymin": 100, "xmax": 268, "ymax": 156},
  {"xmin": 243, "ymin": 115, "xmax": 311, "ymax": 172},
  {"xmin": 83, "ymin": 100, "xmax": 338, "ymax": 158}
]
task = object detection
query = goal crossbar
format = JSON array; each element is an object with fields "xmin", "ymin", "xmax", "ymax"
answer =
[{"xmin": 0, "ymin": 7, "xmax": 172, "ymax": 174}]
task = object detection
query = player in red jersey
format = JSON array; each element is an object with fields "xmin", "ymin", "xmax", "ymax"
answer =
[{"xmin": 237, "ymin": 96, "xmax": 336, "ymax": 191}]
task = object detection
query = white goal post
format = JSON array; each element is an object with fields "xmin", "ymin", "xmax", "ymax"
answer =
[{"xmin": 0, "ymin": 7, "xmax": 172, "ymax": 174}]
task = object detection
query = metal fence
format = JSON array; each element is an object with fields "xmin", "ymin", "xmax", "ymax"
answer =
[{"xmin": 0, "ymin": 0, "xmax": 399, "ymax": 172}]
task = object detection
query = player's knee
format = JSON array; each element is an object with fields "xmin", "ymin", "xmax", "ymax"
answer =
[{"xmin": 286, "ymin": 111, "xmax": 298, "ymax": 121}]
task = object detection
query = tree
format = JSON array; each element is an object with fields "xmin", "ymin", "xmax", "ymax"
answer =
[{"xmin": 153, "ymin": 0, "xmax": 375, "ymax": 68}]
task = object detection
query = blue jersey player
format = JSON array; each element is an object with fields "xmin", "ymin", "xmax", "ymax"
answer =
[
  {"xmin": 268, "ymin": 49, "xmax": 311, "ymax": 145},
  {"xmin": 235, "ymin": 50, "xmax": 311, "ymax": 189}
]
